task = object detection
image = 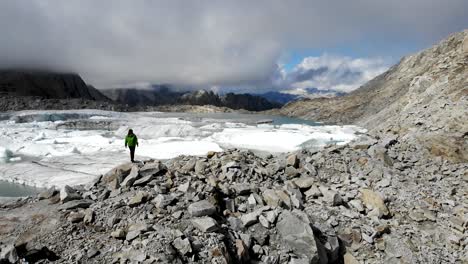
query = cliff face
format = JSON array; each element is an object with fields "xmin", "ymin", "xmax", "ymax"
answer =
[
  {"xmin": 103, "ymin": 88, "xmax": 282, "ymax": 111},
  {"xmin": 279, "ymin": 30, "xmax": 468, "ymax": 161},
  {"xmin": 0, "ymin": 71, "xmax": 109, "ymax": 101}
]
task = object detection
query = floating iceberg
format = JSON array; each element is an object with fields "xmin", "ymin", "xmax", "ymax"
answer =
[{"xmin": 0, "ymin": 110, "xmax": 365, "ymax": 188}]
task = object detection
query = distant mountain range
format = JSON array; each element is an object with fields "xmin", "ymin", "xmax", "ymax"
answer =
[
  {"xmin": 0, "ymin": 70, "xmax": 347, "ymax": 112},
  {"xmin": 0, "ymin": 70, "xmax": 108, "ymax": 101},
  {"xmin": 102, "ymin": 87, "xmax": 281, "ymax": 111}
]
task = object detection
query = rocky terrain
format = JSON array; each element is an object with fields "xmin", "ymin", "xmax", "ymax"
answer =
[
  {"xmin": 276, "ymin": 30, "xmax": 468, "ymax": 162},
  {"xmin": 0, "ymin": 136, "xmax": 466, "ymax": 263},
  {"xmin": 0, "ymin": 71, "xmax": 108, "ymax": 101},
  {"xmin": 0, "ymin": 93, "xmax": 238, "ymax": 114},
  {"xmin": 0, "ymin": 31, "xmax": 467, "ymax": 264},
  {"xmin": 103, "ymin": 88, "xmax": 281, "ymax": 112}
]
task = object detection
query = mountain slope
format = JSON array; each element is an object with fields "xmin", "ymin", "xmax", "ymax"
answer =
[
  {"xmin": 103, "ymin": 88, "xmax": 281, "ymax": 111},
  {"xmin": 279, "ymin": 30, "xmax": 468, "ymax": 161},
  {"xmin": 0, "ymin": 71, "xmax": 109, "ymax": 101}
]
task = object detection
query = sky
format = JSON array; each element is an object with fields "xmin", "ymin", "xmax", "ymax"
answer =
[{"xmin": 0, "ymin": 0, "xmax": 467, "ymax": 94}]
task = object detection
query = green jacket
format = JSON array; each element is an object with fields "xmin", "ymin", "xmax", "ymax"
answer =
[{"xmin": 125, "ymin": 134, "xmax": 138, "ymax": 147}]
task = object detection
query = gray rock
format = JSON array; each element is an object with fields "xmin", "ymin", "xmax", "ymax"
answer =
[
  {"xmin": 178, "ymin": 181, "xmax": 192, "ymax": 193},
  {"xmin": 285, "ymin": 166, "xmax": 300, "ymax": 178},
  {"xmin": 59, "ymin": 199, "xmax": 93, "ymax": 210},
  {"xmin": 191, "ymin": 217, "xmax": 218, "ymax": 232},
  {"xmin": 287, "ymin": 154, "xmax": 299, "ymax": 168},
  {"xmin": 304, "ymin": 185, "xmax": 321, "ymax": 198},
  {"xmin": 188, "ymin": 200, "xmax": 216, "ymax": 217},
  {"xmin": 153, "ymin": 194, "xmax": 176, "ymax": 209},
  {"xmin": 293, "ymin": 177, "xmax": 315, "ymax": 189},
  {"xmin": 111, "ymin": 229, "xmax": 126, "ymax": 239},
  {"xmin": 86, "ymin": 248, "xmax": 100, "ymax": 259},
  {"xmin": 128, "ymin": 191, "xmax": 149, "ymax": 207},
  {"xmin": 360, "ymin": 189, "xmax": 390, "ymax": 218},
  {"xmin": 38, "ymin": 186, "xmax": 57, "ymax": 200},
  {"xmin": 319, "ymin": 186, "xmax": 343, "ymax": 206},
  {"xmin": 262, "ymin": 189, "xmax": 281, "ymax": 207},
  {"xmin": 102, "ymin": 163, "xmax": 133, "ymax": 183},
  {"xmin": 303, "ymin": 163, "xmax": 317, "ymax": 176},
  {"xmin": 60, "ymin": 185, "xmax": 81, "ymax": 202},
  {"xmin": 195, "ymin": 160, "xmax": 207, "ymax": 174},
  {"xmin": 173, "ymin": 237, "xmax": 192, "ymax": 255},
  {"xmin": 241, "ymin": 211, "xmax": 260, "ymax": 227},
  {"xmin": 83, "ymin": 209, "xmax": 95, "ymax": 224},
  {"xmin": 133, "ymin": 174, "xmax": 156, "ymax": 186},
  {"xmin": 126, "ymin": 230, "xmax": 140, "ymax": 241},
  {"xmin": 68, "ymin": 211, "xmax": 85, "ymax": 223},
  {"xmin": 139, "ymin": 161, "xmax": 164, "ymax": 177},
  {"xmin": 0, "ymin": 245, "xmax": 19, "ymax": 263},
  {"xmin": 277, "ymin": 210, "xmax": 319, "ymax": 262},
  {"xmin": 259, "ymin": 214, "xmax": 271, "ymax": 228},
  {"xmin": 234, "ymin": 183, "xmax": 251, "ymax": 195},
  {"xmin": 120, "ymin": 165, "xmax": 140, "ymax": 188},
  {"xmin": 265, "ymin": 210, "xmax": 278, "ymax": 224}
]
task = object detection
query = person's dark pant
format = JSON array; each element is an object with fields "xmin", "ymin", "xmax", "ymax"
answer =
[{"xmin": 129, "ymin": 146, "xmax": 136, "ymax": 162}]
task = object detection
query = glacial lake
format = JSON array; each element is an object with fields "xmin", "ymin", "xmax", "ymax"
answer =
[
  {"xmin": 0, "ymin": 110, "xmax": 363, "ymax": 197},
  {"xmin": 0, "ymin": 180, "xmax": 42, "ymax": 197}
]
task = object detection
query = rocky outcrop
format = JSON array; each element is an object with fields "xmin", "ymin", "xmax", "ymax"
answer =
[
  {"xmin": 220, "ymin": 92, "xmax": 282, "ymax": 111},
  {"xmin": 101, "ymin": 85, "xmax": 182, "ymax": 106},
  {"xmin": 0, "ymin": 70, "xmax": 109, "ymax": 101},
  {"xmin": 278, "ymin": 30, "xmax": 468, "ymax": 162},
  {"xmin": 103, "ymin": 87, "xmax": 282, "ymax": 111},
  {"xmin": 1, "ymin": 140, "xmax": 466, "ymax": 263}
]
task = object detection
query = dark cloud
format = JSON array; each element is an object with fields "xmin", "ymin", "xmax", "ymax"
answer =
[{"xmin": 0, "ymin": 0, "xmax": 466, "ymax": 89}]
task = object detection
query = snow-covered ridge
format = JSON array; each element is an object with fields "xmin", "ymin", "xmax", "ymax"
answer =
[{"xmin": 0, "ymin": 110, "xmax": 365, "ymax": 188}]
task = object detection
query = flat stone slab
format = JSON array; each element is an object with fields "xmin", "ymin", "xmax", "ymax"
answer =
[
  {"xmin": 58, "ymin": 199, "xmax": 93, "ymax": 210},
  {"xmin": 188, "ymin": 200, "xmax": 216, "ymax": 217}
]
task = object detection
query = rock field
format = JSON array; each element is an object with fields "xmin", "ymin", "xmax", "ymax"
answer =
[{"xmin": 0, "ymin": 132, "xmax": 466, "ymax": 263}]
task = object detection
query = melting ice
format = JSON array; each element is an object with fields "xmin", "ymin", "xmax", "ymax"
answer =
[{"xmin": 0, "ymin": 110, "xmax": 365, "ymax": 188}]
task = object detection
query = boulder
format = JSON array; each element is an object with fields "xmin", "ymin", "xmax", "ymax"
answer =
[
  {"xmin": 172, "ymin": 237, "xmax": 192, "ymax": 255},
  {"xmin": 38, "ymin": 186, "xmax": 57, "ymax": 200},
  {"xmin": 120, "ymin": 165, "xmax": 140, "ymax": 188},
  {"xmin": 293, "ymin": 177, "xmax": 315, "ymax": 189},
  {"xmin": 188, "ymin": 200, "xmax": 216, "ymax": 217},
  {"xmin": 241, "ymin": 211, "xmax": 260, "ymax": 227},
  {"xmin": 234, "ymin": 183, "xmax": 252, "ymax": 195},
  {"xmin": 262, "ymin": 189, "xmax": 281, "ymax": 207},
  {"xmin": 60, "ymin": 185, "xmax": 81, "ymax": 202},
  {"xmin": 191, "ymin": 217, "xmax": 218, "ymax": 232},
  {"xmin": 139, "ymin": 161, "xmax": 164, "ymax": 177},
  {"xmin": 102, "ymin": 163, "xmax": 133, "ymax": 183},
  {"xmin": 0, "ymin": 245, "xmax": 19, "ymax": 264},
  {"xmin": 287, "ymin": 154, "xmax": 299, "ymax": 168},
  {"xmin": 111, "ymin": 229, "xmax": 126, "ymax": 239},
  {"xmin": 277, "ymin": 210, "xmax": 319, "ymax": 262},
  {"xmin": 360, "ymin": 189, "xmax": 390, "ymax": 217},
  {"xmin": 58, "ymin": 199, "xmax": 93, "ymax": 210},
  {"xmin": 68, "ymin": 212, "xmax": 85, "ymax": 223},
  {"xmin": 153, "ymin": 194, "xmax": 176, "ymax": 209},
  {"xmin": 128, "ymin": 191, "xmax": 149, "ymax": 207}
]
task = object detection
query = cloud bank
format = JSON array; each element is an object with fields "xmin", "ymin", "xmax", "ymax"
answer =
[
  {"xmin": 0, "ymin": 0, "xmax": 467, "ymax": 91},
  {"xmin": 281, "ymin": 55, "xmax": 390, "ymax": 93}
]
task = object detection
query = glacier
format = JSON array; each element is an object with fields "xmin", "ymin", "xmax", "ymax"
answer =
[{"xmin": 0, "ymin": 110, "xmax": 365, "ymax": 188}]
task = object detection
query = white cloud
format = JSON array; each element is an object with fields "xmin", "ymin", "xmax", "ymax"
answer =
[
  {"xmin": 0, "ymin": 0, "xmax": 466, "ymax": 90},
  {"xmin": 281, "ymin": 54, "xmax": 390, "ymax": 93}
]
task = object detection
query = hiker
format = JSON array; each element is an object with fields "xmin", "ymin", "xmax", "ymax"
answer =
[{"xmin": 125, "ymin": 129, "xmax": 139, "ymax": 162}]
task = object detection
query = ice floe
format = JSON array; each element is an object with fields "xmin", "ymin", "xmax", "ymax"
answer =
[{"xmin": 0, "ymin": 110, "xmax": 365, "ymax": 188}]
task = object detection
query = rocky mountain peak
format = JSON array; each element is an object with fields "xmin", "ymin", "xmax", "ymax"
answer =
[{"xmin": 279, "ymin": 30, "xmax": 468, "ymax": 162}]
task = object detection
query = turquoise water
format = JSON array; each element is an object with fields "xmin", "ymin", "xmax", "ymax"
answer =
[
  {"xmin": 151, "ymin": 112, "xmax": 322, "ymax": 126},
  {"xmin": 0, "ymin": 180, "xmax": 42, "ymax": 197}
]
